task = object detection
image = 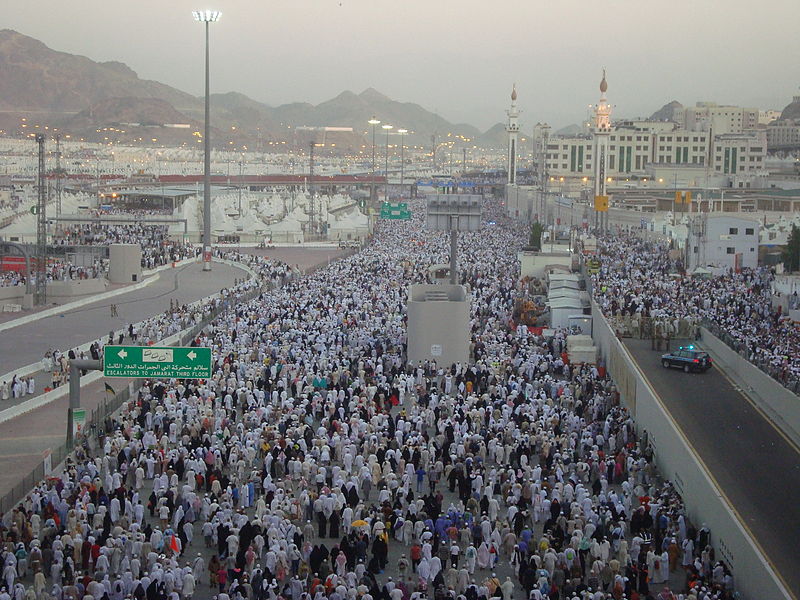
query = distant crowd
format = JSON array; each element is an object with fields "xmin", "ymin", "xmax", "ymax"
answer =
[{"xmin": 591, "ymin": 233, "xmax": 800, "ymax": 390}]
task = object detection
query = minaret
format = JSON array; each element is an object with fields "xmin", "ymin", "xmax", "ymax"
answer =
[
  {"xmin": 506, "ymin": 84, "xmax": 520, "ymax": 185},
  {"xmin": 592, "ymin": 70, "xmax": 612, "ymax": 230}
]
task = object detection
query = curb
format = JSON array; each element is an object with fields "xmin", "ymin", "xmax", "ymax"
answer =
[
  {"xmin": 0, "ymin": 323, "xmax": 188, "ymax": 425},
  {"xmin": 0, "ymin": 257, "xmax": 199, "ymax": 334},
  {"xmin": 0, "ymin": 257, "xmax": 255, "ymax": 424}
]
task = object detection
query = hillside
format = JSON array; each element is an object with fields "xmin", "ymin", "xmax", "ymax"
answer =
[
  {"xmin": 0, "ymin": 29, "xmax": 199, "ymax": 113},
  {"xmin": 0, "ymin": 29, "xmax": 498, "ymax": 149},
  {"xmin": 649, "ymin": 100, "xmax": 683, "ymax": 122}
]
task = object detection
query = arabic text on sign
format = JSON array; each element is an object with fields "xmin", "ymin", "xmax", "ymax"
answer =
[{"xmin": 143, "ymin": 348, "xmax": 174, "ymax": 363}]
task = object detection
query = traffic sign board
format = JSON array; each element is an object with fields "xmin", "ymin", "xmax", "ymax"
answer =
[
  {"xmin": 103, "ymin": 346, "xmax": 212, "ymax": 379},
  {"xmin": 30, "ymin": 206, "xmax": 38, "ymax": 215},
  {"xmin": 380, "ymin": 202, "xmax": 411, "ymax": 220}
]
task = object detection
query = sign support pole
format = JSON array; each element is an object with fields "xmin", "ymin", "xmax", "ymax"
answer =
[
  {"xmin": 449, "ymin": 213, "xmax": 459, "ymax": 285},
  {"xmin": 67, "ymin": 359, "xmax": 101, "ymax": 446}
]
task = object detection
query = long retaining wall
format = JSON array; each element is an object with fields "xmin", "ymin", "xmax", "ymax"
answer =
[
  {"xmin": 590, "ymin": 301, "xmax": 792, "ymax": 600},
  {"xmin": 699, "ymin": 326, "xmax": 800, "ymax": 447}
]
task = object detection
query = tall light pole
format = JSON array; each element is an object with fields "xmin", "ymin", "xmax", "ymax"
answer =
[
  {"xmin": 193, "ymin": 9, "xmax": 221, "ymax": 272},
  {"xmin": 238, "ymin": 158, "xmax": 244, "ymax": 215},
  {"xmin": 382, "ymin": 124, "xmax": 392, "ymax": 202},
  {"xmin": 397, "ymin": 129, "xmax": 407, "ymax": 196},
  {"xmin": 368, "ymin": 117, "xmax": 380, "ymax": 202}
]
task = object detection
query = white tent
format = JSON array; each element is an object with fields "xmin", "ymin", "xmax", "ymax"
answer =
[
  {"xmin": 328, "ymin": 209, "xmax": 371, "ymax": 240},
  {"xmin": 266, "ymin": 217, "xmax": 304, "ymax": 243},
  {"xmin": 289, "ymin": 206, "xmax": 310, "ymax": 223}
]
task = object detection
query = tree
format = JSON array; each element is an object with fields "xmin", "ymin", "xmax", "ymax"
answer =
[
  {"xmin": 528, "ymin": 222, "xmax": 544, "ymax": 252},
  {"xmin": 783, "ymin": 224, "xmax": 800, "ymax": 272}
]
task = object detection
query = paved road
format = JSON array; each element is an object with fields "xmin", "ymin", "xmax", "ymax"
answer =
[
  {"xmin": 242, "ymin": 246, "xmax": 351, "ymax": 272},
  {"xmin": 0, "ymin": 374, "xmax": 128, "ymax": 494},
  {"xmin": 0, "ymin": 249, "xmax": 354, "ymax": 500},
  {"xmin": 622, "ymin": 337, "xmax": 800, "ymax": 595},
  {"xmin": 0, "ymin": 260, "xmax": 246, "ymax": 375}
]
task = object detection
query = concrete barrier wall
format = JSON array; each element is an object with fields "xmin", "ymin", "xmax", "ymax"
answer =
[
  {"xmin": 0, "ymin": 286, "xmax": 26, "ymax": 303},
  {"xmin": 47, "ymin": 278, "xmax": 107, "ymax": 301},
  {"xmin": 0, "ymin": 279, "xmax": 106, "ymax": 304},
  {"xmin": 591, "ymin": 301, "xmax": 791, "ymax": 600},
  {"xmin": 699, "ymin": 327, "xmax": 800, "ymax": 446}
]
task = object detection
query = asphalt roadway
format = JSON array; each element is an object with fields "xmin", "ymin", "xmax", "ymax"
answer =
[
  {"xmin": 0, "ymin": 260, "xmax": 247, "ymax": 376},
  {"xmin": 622, "ymin": 337, "xmax": 800, "ymax": 595},
  {"xmin": 242, "ymin": 246, "xmax": 351, "ymax": 273},
  {"xmin": 0, "ymin": 248, "xmax": 349, "ymax": 502}
]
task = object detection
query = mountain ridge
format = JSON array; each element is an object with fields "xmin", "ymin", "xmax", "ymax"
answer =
[{"xmin": 0, "ymin": 29, "xmax": 505, "ymax": 148}]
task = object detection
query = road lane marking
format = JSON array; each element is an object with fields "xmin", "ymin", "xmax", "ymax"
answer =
[
  {"xmin": 710, "ymin": 362, "xmax": 800, "ymax": 456},
  {"xmin": 621, "ymin": 339, "xmax": 795, "ymax": 599}
]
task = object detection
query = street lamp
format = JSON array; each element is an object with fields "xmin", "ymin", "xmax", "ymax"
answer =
[
  {"xmin": 382, "ymin": 124, "xmax": 393, "ymax": 202},
  {"xmin": 397, "ymin": 129, "xmax": 407, "ymax": 194},
  {"xmin": 192, "ymin": 9, "xmax": 221, "ymax": 272},
  {"xmin": 368, "ymin": 117, "xmax": 380, "ymax": 202}
]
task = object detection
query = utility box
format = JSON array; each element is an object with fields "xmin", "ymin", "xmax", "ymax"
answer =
[
  {"xmin": 108, "ymin": 244, "xmax": 142, "ymax": 284},
  {"xmin": 407, "ymin": 284, "xmax": 471, "ymax": 369}
]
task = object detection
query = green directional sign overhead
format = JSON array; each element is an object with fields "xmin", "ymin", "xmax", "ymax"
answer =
[
  {"xmin": 103, "ymin": 345, "xmax": 212, "ymax": 379},
  {"xmin": 380, "ymin": 202, "xmax": 411, "ymax": 220}
]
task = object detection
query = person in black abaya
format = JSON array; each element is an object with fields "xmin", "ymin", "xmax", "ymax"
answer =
[
  {"xmin": 347, "ymin": 485, "xmax": 360, "ymax": 508},
  {"xmin": 328, "ymin": 511, "xmax": 340, "ymax": 539},
  {"xmin": 372, "ymin": 534, "xmax": 388, "ymax": 571},
  {"xmin": 217, "ymin": 523, "xmax": 230, "ymax": 558},
  {"xmin": 146, "ymin": 580, "xmax": 158, "ymax": 600},
  {"xmin": 309, "ymin": 545, "xmax": 322, "ymax": 574}
]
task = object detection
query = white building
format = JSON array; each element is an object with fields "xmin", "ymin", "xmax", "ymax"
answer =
[
  {"xmin": 766, "ymin": 119, "xmax": 800, "ymax": 149},
  {"xmin": 686, "ymin": 214, "xmax": 759, "ymax": 271},
  {"xmin": 544, "ymin": 123, "xmax": 767, "ymax": 187},
  {"xmin": 678, "ymin": 102, "xmax": 759, "ymax": 134},
  {"xmin": 711, "ymin": 131, "xmax": 768, "ymax": 183},
  {"xmin": 759, "ymin": 110, "xmax": 781, "ymax": 125}
]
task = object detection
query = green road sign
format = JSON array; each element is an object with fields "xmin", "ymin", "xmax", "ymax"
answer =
[
  {"xmin": 103, "ymin": 345, "xmax": 212, "ymax": 378},
  {"xmin": 30, "ymin": 206, "xmax": 38, "ymax": 215},
  {"xmin": 380, "ymin": 202, "xmax": 411, "ymax": 220}
]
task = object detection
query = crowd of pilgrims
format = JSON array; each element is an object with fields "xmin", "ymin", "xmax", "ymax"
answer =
[
  {"xmin": 0, "ymin": 204, "xmax": 735, "ymax": 600},
  {"xmin": 591, "ymin": 233, "xmax": 800, "ymax": 388},
  {"xmin": 51, "ymin": 223, "xmax": 196, "ymax": 271},
  {"xmin": 2, "ymin": 249, "xmax": 291, "ymax": 401},
  {"xmin": 0, "ymin": 263, "xmax": 104, "ymax": 287},
  {"xmin": 0, "ymin": 224, "xmax": 195, "ymax": 288},
  {"xmin": 46, "ymin": 250, "xmax": 291, "ymax": 388},
  {"xmin": 53, "ymin": 224, "xmax": 175, "ymax": 248}
]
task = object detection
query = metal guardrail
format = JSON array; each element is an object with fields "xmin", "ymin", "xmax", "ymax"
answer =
[{"xmin": 702, "ymin": 319, "xmax": 800, "ymax": 395}]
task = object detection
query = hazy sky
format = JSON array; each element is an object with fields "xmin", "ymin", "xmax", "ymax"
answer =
[{"xmin": 5, "ymin": 0, "xmax": 800, "ymax": 131}]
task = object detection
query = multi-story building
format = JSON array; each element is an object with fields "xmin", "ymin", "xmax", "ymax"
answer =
[
  {"xmin": 543, "ymin": 124, "xmax": 767, "ymax": 184},
  {"xmin": 712, "ymin": 131, "xmax": 768, "ymax": 176},
  {"xmin": 686, "ymin": 214, "xmax": 759, "ymax": 270},
  {"xmin": 679, "ymin": 102, "xmax": 759, "ymax": 134},
  {"xmin": 765, "ymin": 94, "xmax": 800, "ymax": 151},
  {"xmin": 766, "ymin": 119, "xmax": 800, "ymax": 149},
  {"xmin": 759, "ymin": 110, "xmax": 781, "ymax": 125}
]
